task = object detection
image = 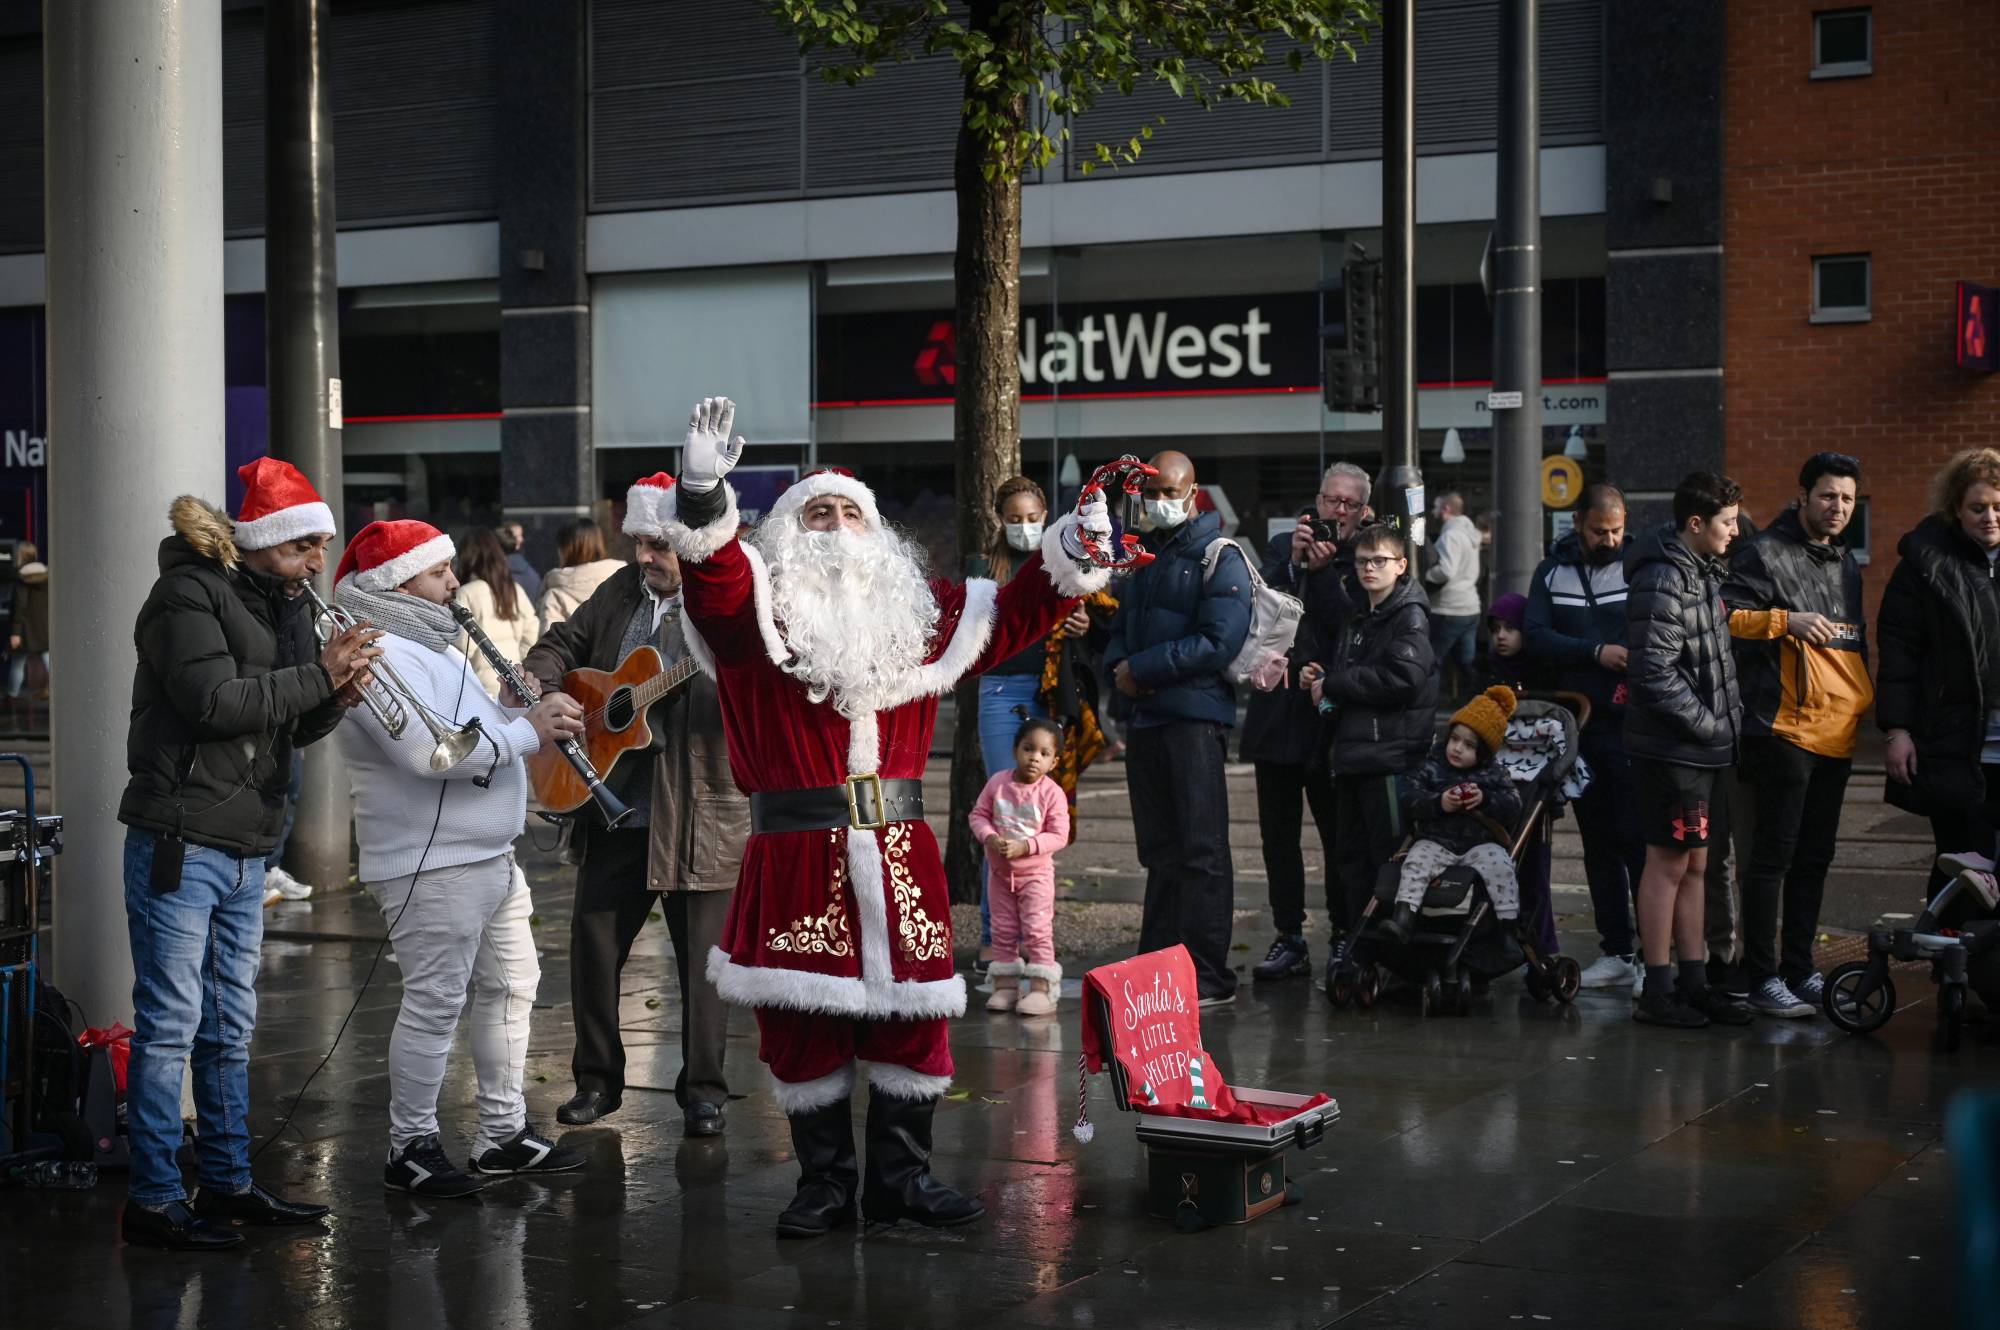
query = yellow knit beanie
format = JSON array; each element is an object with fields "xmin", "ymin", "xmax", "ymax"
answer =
[{"xmin": 1450, "ymin": 684, "xmax": 1517, "ymax": 757}]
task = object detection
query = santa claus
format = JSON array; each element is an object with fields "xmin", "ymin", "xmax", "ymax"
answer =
[{"xmin": 647, "ymin": 397, "xmax": 1112, "ymax": 1237}]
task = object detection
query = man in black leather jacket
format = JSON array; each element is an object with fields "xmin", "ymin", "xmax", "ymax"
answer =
[
  {"xmin": 1245, "ymin": 462, "xmax": 1367, "ymax": 981},
  {"xmin": 1624, "ymin": 473, "xmax": 1751, "ymax": 1029}
]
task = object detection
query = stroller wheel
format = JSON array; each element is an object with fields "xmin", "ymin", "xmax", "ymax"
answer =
[
  {"xmin": 1455, "ymin": 973, "xmax": 1475, "ymax": 1015},
  {"xmin": 1355, "ymin": 968, "xmax": 1380, "ymax": 1009},
  {"xmin": 1823, "ymin": 960, "xmax": 1897, "ymax": 1034},
  {"xmin": 1327, "ymin": 971, "xmax": 1355, "ymax": 1008},
  {"xmin": 1422, "ymin": 973, "xmax": 1443, "ymax": 1016},
  {"xmin": 1942, "ymin": 985, "xmax": 1966, "ymax": 1052},
  {"xmin": 1552, "ymin": 956, "xmax": 1582, "ymax": 1004}
]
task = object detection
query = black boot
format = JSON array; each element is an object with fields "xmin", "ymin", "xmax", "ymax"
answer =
[
  {"xmin": 775, "ymin": 1101, "xmax": 859, "ymax": 1239},
  {"xmin": 861, "ymin": 1092, "xmax": 985, "ymax": 1228}
]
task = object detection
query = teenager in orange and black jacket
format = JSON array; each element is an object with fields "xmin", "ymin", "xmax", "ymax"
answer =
[{"xmin": 1721, "ymin": 452, "xmax": 1872, "ymax": 1019}]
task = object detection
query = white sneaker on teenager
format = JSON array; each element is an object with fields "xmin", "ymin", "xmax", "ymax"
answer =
[
  {"xmin": 265, "ymin": 866, "xmax": 315, "ymax": 901},
  {"xmin": 1577, "ymin": 954, "xmax": 1632, "ymax": 989}
]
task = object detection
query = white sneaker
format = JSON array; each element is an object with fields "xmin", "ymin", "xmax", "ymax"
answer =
[
  {"xmin": 265, "ymin": 866, "xmax": 314, "ymax": 901},
  {"xmin": 262, "ymin": 884, "xmax": 284, "ymax": 908},
  {"xmin": 1748, "ymin": 976, "xmax": 1814, "ymax": 1018},
  {"xmin": 1577, "ymin": 954, "xmax": 1632, "ymax": 989}
]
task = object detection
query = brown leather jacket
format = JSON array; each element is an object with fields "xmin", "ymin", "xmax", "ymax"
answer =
[{"xmin": 522, "ymin": 562, "xmax": 746, "ymax": 893}]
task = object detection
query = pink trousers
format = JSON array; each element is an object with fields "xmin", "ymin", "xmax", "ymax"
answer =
[{"xmin": 988, "ymin": 863, "xmax": 1056, "ymax": 970}]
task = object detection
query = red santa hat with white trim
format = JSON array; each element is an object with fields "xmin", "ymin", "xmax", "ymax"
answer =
[
  {"xmin": 232, "ymin": 457, "xmax": 336, "ymax": 550},
  {"xmin": 764, "ymin": 467, "xmax": 882, "ymax": 530},
  {"xmin": 334, "ymin": 519, "xmax": 457, "ymax": 593}
]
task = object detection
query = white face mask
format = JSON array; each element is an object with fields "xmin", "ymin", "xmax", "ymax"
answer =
[
  {"xmin": 1004, "ymin": 520, "xmax": 1044, "ymax": 552},
  {"xmin": 1139, "ymin": 496, "xmax": 1189, "ymax": 532}
]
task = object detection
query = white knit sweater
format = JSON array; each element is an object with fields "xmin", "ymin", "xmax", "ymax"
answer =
[{"xmin": 339, "ymin": 633, "xmax": 542, "ymax": 883}]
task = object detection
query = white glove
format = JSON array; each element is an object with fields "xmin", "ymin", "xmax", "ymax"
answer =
[
  {"xmin": 1059, "ymin": 490, "xmax": 1112, "ymax": 567},
  {"xmin": 678, "ymin": 396, "xmax": 746, "ymax": 494}
]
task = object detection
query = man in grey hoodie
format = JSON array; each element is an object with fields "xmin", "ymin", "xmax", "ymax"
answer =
[{"xmin": 1426, "ymin": 492, "xmax": 1483, "ymax": 704}]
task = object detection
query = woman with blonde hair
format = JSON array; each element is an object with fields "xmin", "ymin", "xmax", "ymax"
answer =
[
  {"xmin": 455, "ymin": 527, "xmax": 541, "ymax": 700},
  {"xmin": 537, "ymin": 518, "xmax": 625, "ymax": 631},
  {"xmin": 1878, "ymin": 447, "xmax": 2000, "ymax": 903}
]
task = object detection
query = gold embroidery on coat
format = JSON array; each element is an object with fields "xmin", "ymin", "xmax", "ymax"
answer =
[
  {"xmin": 766, "ymin": 830, "xmax": 854, "ymax": 958},
  {"xmin": 884, "ymin": 822, "xmax": 948, "ymax": 963}
]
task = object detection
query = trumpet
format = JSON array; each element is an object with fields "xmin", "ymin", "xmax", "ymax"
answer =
[{"xmin": 302, "ymin": 583, "xmax": 486, "ymax": 773}]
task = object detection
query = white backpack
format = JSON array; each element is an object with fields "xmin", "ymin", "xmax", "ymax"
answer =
[{"xmin": 1200, "ymin": 538, "xmax": 1303, "ymax": 692}]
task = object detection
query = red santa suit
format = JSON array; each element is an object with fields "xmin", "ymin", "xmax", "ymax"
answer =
[{"xmin": 651, "ymin": 468, "xmax": 1110, "ymax": 1110}]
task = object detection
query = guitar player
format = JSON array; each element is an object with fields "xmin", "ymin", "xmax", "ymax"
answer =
[{"xmin": 522, "ymin": 474, "xmax": 749, "ymax": 1137}]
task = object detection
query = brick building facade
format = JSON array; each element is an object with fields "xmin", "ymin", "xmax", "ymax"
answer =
[{"xmin": 1723, "ymin": 0, "xmax": 2000, "ymax": 621}]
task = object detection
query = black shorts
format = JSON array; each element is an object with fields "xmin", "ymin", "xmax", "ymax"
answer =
[{"xmin": 1631, "ymin": 758, "xmax": 1720, "ymax": 849}]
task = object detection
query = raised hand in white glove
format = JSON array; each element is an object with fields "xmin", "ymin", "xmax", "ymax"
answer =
[
  {"xmin": 1059, "ymin": 489, "xmax": 1113, "ymax": 568},
  {"xmin": 678, "ymin": 396, "xmax": 746, "ymax": 494}
]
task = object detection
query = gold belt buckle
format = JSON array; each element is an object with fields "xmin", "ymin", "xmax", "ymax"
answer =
[{"xmin": 846, "ymin": 773, "xmax": 888, "ymax": 831}]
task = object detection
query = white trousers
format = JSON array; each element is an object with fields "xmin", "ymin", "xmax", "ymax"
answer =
[{"xmin": 367, "ymin": 853, "xmax": 540, "ymax": 1154}]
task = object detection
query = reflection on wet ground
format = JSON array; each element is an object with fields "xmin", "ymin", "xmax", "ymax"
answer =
[{"xmin": 4, "ymin": 846, "xmax": 1983, "ymax": 1329}]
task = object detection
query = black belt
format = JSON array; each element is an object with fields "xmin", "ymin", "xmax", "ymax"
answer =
[{"xmin": 750, "ymin": 776, "xmax": 925, "ymax": 834}]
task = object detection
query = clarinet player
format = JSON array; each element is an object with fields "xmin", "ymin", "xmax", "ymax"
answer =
[{"xmin": 332, "ymin": 520, "xmax": 589, "ymax": 1197}]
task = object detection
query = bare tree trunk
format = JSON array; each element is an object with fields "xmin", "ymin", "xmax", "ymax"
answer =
[{"xmin": 943, "ymin": 0, "xmax": 1025, "ymax": 907}]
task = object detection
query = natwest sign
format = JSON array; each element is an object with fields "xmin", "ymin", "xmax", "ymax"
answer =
[{"xmin": 817, "ymin": 292, "xmax": 1318, "ymax": 406}]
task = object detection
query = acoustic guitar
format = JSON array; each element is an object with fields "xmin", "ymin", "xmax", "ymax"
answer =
[{"xmin": 526, "ymin": 645, "xmax": 702, "ymax": 815}]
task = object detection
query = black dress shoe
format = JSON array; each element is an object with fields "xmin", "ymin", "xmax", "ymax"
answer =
[
  {"xmin": 557, "ymin": 1089, "xmax": 621, "ymax": 1126},
  {"xmin": 192, "ymin": 1182, "xmax": 330, "ymax": 1226},
  {"xmin": 684, "ymin": 1101, "xmax": 726, "ymax": 1137},
  {"xmin": 123, "ymin": 1199, "xmax": 245, "ymax": 1251}
]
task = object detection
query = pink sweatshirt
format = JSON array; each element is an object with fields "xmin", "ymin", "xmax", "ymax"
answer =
[{"xmin": 968, "ymin": 771, "xmax": 1069, "ymax": 889}]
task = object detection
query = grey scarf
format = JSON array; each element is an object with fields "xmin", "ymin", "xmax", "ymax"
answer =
[{"xmin": 334, "ymin": 579, "xmax": 460, "ymax": 652}]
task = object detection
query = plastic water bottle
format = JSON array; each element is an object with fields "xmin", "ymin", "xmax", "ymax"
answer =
[{"xmin": 7, "ymin": 1159, "xmax": 97, "ymax": 1189}]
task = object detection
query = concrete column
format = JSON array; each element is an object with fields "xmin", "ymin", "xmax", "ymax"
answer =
[
  {"xmin": 498, "ymin": 0, "xmax": 595, "ymax": 567},
  {"xmin": 1603, "ymin": 1, "xmax": 1726, "ymax": 529},
  {"xmin": 44, "ymin": 0, "xmax": 227, "ymax": 1025}
]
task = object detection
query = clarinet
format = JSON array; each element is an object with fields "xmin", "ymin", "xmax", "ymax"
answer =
[{"xmin": 449, "ymin": 601, "xmax": 634, "ymax": 829}]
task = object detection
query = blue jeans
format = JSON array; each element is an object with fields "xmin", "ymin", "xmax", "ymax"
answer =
[
  {"xmin": 976, "ymin": 672, "xmax": 1046, "ymax": 946},
  {"xmin": 122, "ymin": 827, "xmax": 267, "ymax": 1206},
  {"xmin": 266, "ymin": 750, "xmax": 303, "ymax": 871},
  {"xmin": 1430, "ymin": 613, "xmax": 1480, "ymax": 700}
]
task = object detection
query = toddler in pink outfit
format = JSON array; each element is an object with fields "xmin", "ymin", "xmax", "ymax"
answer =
[{"xmin": 969, "ymin": 715, "xmax": 1069, "ymax": 1016}]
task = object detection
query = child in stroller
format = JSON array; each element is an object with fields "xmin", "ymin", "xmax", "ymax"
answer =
[
  {"xmin": 1383, "ymin": 686, "xmax": 1525, "ymax": 944},
  {"xmin": 1327, "ymin": 689, "xmax": 1589, "ymax": 1014}
]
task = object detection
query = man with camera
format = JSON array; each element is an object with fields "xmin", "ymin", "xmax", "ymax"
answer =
[
  {"xmin": 1245, "ymin": 461, "xmax": 1368, "ymax": 981},
  {"xmin": 117, "ymin": 461, "xmax": 379, "ymax": 1249},
  {"xmin": 1721, "ymin": 452, "xmax": 1871, "ymax": 1018}
]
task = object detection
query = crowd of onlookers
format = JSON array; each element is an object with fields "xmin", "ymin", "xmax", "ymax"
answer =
[{"xmin": 970, "ymin": 443, "xmax": 2000, "ymax": 1031}]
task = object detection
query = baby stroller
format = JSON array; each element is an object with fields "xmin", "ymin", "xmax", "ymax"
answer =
[
  {"xmin": 1824, "ymin": 850, "xmax": 2000, "ymax": 1051},
  {"xmin": 1326, "ymin": 694, "xmax": 1591, "ymax": 1016}
]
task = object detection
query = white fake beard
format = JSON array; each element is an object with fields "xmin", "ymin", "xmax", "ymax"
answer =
[{"xmin": 752, "ymin": 518, "xmax": 941, "ymax": 717}]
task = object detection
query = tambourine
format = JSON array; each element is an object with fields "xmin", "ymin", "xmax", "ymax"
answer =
[{"xmin": 1076, "ymin": 454, "xmax": 1159, "ymax": 571}]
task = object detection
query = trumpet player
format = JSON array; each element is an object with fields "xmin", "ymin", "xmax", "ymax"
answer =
[
  {"xmin": 332, "ymin": 519, "xmax": 588, "ymax": 1197},
  {"xmin": 119, "ymin": 460, "xmax": 378, "ymax": 1250}
]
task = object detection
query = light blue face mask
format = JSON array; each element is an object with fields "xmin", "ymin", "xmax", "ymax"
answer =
[
  {"xmin": 1138, "ymin": 496, "xmax": 1189, "ymax": 532},
  {"xmin": 1004, "ymin": 520, "xmax": 1045, "ymax": 552}
]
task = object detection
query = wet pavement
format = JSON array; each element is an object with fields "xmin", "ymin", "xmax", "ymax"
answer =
[{"xmin": 5, "ymin": 824, "xmax": 1990, "ymax": 1330}]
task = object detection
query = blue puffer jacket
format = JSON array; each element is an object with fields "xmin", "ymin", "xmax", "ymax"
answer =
[{"xmin": 1103, "ymin": 508, "xmax": 1253, "ymax": 729}]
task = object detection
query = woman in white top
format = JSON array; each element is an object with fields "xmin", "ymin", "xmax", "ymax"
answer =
[
  {"xmin": 537, "ymin": 518, "xmax": 625, "ymax": 632},
  {"xmin": 454, "ymin": 526, "xmax": 541, "ymax": 700}
]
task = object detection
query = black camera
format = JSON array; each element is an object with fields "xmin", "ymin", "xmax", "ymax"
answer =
[{"xmin": 1303, "ymin": 517, "xmax": 1341, "ymax": 544}]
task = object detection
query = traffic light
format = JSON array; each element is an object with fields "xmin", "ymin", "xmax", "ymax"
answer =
[{"xmin": 1323, "ymin": 255, "xmax": 1382, "ymax": 413}]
